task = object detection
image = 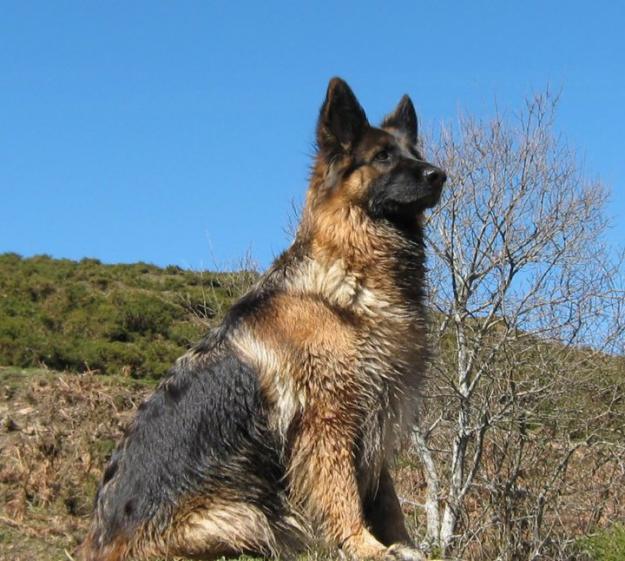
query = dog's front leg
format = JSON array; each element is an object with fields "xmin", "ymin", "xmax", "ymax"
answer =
[{"xmin": 288, "ymin": 412, "xmax": 388, "ymax": 560}]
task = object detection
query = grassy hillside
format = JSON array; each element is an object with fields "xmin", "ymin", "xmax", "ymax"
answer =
[
  {"xmin": 0, "ymin": 253, "xmax": 256, "ymax": 559},
  {"xmin": 1, "ymin": 254, "xmax": 623, "ymax": 561},
  {"xmin": 2, "ymin": 366, "xmax": 623, "ymax": 561},
  {"xmin": 0, "ymin": 253, "xmax": 257, "ymax": 378}
]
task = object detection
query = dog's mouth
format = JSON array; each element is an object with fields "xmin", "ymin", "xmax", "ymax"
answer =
[
  {"xmin": 383, "ymin": 198, "xmax": 430, "ymax": 218},
  {"xmin": 368, "ymin": 174, "xmax": 445, "ymax": 225}
]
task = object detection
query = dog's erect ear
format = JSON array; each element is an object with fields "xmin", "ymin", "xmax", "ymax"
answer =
[
  {"xmin": 316, "ymin": 77, "xmax": 368, "ymax": 158},
  {"xmin": 382, "ymin": 95, "xmax": 418, "ymax": 145}
]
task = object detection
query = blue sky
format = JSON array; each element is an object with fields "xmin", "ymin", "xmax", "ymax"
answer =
[{"xmin": 1, "ymin": 1, "xmax": 623, "ymax": 270}]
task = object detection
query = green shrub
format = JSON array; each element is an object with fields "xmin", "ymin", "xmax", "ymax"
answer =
[
  {"xmin": 168, "ymin": 321, "xmax": 204, "ymax": 347},
  {"xmin": 0, "ymin": 253, "xmax": 250, "ymax": 379},
  {"xmin": 579, "ymin": 524, "xmax": 625, "ymax": 561}
]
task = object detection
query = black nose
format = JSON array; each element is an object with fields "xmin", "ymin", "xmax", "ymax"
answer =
[{"xmin": 424, "ymin": 167, "xmax": 447, "ymax": 190}]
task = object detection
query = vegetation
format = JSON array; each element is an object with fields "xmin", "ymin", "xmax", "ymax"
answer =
[
  {"xmin": 579, "ymin": 524, "xmax": 625, "ymax": 561},
  {"xmin": 0, "ymin": 253, "xmax": 257, "ymax": 379},
  {"xmin": 0, "ymin": 367, "xmax": 152, "ymax": 560},
  {"xmin": 0, "ymin": 254, "xmax": 623, "ymax": 561}
]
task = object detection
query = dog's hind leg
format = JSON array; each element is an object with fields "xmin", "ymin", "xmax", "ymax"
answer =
[
  {"xmin": 168, "ymin": 501, "xmax": 306, "ymax": 560},
  {"xmin": 81, "ymin": 501, "xmax": 303, "ymax": 561}
]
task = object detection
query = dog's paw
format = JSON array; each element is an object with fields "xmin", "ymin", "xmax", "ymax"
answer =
[{"xmin": 384, "ymin": 543, "xmax": 426, "ymax": 561}]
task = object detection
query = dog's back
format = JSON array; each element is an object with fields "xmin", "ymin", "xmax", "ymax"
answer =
[{"xmin": 81, "ymin": 325, "xmax": 308, "ymax": 560}]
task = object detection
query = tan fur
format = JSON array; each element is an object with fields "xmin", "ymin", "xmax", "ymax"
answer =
[{"xmin": 169, "ymin": 501, "xmax": 297, "ymax": 559}]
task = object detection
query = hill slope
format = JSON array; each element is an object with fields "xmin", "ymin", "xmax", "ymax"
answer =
[
  {"xmin": 1, "ymin": 254, "xmax": 624, "ymax": 561},
  {"xmin": 0, "ymin": 253, "xmax": 256, "ymax": 378}
]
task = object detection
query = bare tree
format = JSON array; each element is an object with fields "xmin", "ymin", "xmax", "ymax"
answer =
[{"xmin": 412, "ymin": 92, "xmax": 625, "ymax": 559}]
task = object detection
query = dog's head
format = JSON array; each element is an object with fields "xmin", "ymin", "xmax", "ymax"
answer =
[{"xmin": 310, "ymin": 77, "xmax": 446, "ymax": 231}]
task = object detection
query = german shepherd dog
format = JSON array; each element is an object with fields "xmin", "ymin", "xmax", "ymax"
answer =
[{"xmin": 80, "ymin": 78, "xmax": 446, "ymax": 561}]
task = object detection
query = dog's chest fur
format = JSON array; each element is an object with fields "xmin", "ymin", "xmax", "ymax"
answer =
[{"xmin": 229, "ymin": 249, "xmax": 428, "ymax": 496}]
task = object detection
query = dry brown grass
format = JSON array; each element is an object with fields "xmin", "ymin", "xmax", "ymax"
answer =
[
  {"xmin": 1, "ymin": 366, "xmax": 622, "ymax": 561},
  {"xmin": 0, "ymin": 366, "xmax": 153, "ymax": 560}
]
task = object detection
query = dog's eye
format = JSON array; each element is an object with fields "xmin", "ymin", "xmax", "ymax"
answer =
[{"xmin": 373, "ymin": 150, "xmax": 391, "ymax": 162}]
